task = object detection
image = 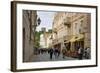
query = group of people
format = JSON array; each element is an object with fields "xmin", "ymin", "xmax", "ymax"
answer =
[
  {"xmin": 77, "ymin": 46, "xmax": 90, "ymax": 60},
  {"xmin": 48, "ymin": 48, "xmax": 67, "ymax": 60},
  {"xmin": 34, "ymin": 46, "xmax": 90, "ymax": 60},
  {"xmin": 48, "ymin": 48, "xmax": 60, "ymax": 60}
]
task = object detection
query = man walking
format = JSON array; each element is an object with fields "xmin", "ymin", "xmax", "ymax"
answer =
[{"xmin": 49, "ymin": 48, "xmax": 54, "ymax": 60}]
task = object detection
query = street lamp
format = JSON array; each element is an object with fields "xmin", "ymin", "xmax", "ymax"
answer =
[
  {"xmin": 32, "ymin": 17, "xmax": 41, "ymax": 27},
  {"xmin": 37, "ymin": 17, "xmax": 41, "ymax": 26}
]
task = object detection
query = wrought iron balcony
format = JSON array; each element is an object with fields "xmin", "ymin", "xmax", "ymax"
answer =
[{"xmin": 64, "ymin": 17, "xmax": 71, "ymax": 27}]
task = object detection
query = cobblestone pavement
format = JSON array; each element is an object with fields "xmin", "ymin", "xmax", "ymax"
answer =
[{"xmin": 29, "ymin": 52, "xmax": 78, "ymax": 62}]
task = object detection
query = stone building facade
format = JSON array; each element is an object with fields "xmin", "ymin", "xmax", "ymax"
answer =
[
  {"xmin": 52, "ymin": 12, "xmax": 91, "ymax": 53},
  {"xmin": 23, "ymin": 10, "xmax": 37, "ymax": 62},
  {"xmin": 70, "ymin": 13, "xmax": 91, "ymax": 51}
]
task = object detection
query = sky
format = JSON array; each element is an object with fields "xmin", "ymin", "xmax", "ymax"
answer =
[{"xmin": 36, "ymin": 11, "xmax": 55, "ymax": 32}]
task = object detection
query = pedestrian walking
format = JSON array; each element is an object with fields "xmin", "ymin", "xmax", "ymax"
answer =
[
  {"xmin": 54, "ymin": 48, "xmax": 60, "ymax": 58},
  {"xmin": 62, "ymin": 48, "xmax": 66, "ymax": 59},
  {"xmin": 57, "ymin": 49, "xmax": 60, "ymax": 57},
  {"xmin": 49, "ymin": 48, "xmax": 54, "ymax": 60},
  {"xmin": 78, "ymin": 47, "xmax": 84, "ymax": 60},
  {"xmin": 54, "ymin": 48, "xmax": 58, "ymax": 58},
  {"xmin": 84, "ymin": 47, "xmax": 90, "ymax": 59}
]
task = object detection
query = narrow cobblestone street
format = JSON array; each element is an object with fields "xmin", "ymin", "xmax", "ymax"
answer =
[
  {"xmin": 29, "ymin": 52, "xmax": 78, "ymax": 62},
  {"xmin": 23, "ymin": 10, "xmax": 91, "ymax": 62}
]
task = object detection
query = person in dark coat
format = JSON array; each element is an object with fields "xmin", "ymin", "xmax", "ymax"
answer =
[
  {"xmin": 54, "ymin": 48, "xmax": 58, "ymax": 58},
  {"xmin": 49, "ymin": 48, "xmax": 54, "ymax": 59}
]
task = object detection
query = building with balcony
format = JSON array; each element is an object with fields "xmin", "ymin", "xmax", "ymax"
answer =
[
  {"xmin": 70, "ymin": 13, "xmax": 91, "ymax": 52},
  {"xmin": 52, "ymin": 12, "xmax": 73, "ymax": 51},
  {"xmin": 52, "ymin": 12, "xmax": 91, "ymax": 57}
]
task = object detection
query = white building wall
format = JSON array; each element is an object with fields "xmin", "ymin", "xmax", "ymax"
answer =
[{"xmin": 40, "ymin": 34, "xmax": 46, "ymax": 48}]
